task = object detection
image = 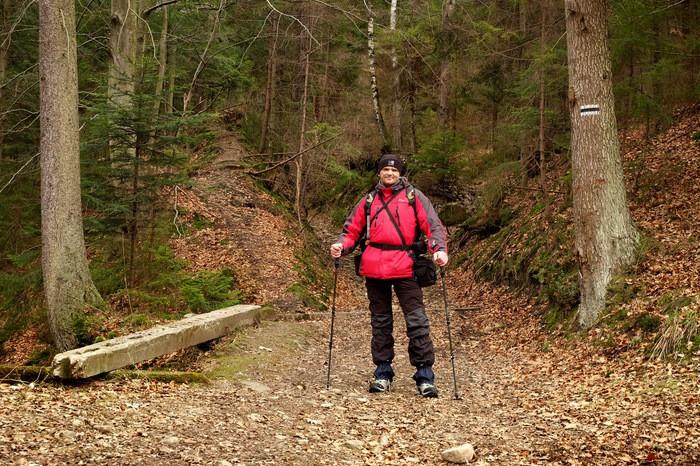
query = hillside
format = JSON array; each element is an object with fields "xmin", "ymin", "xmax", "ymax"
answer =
[{"xmin": 2, "ymin": 118, "xmax": 700, "ymax": 464}]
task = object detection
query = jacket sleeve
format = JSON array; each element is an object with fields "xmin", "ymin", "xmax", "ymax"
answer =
[
  {"xmin": 414, "ymin": 189, "xmax": 447, "ymax": 254},
  {"xmin": 336, "ymin": 197, "xmax": 367, "ymax": 255}
]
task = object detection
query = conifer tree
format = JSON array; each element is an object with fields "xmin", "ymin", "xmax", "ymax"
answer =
[
  {"xmin": 565, "ymin": 0, "xmax": 639, "ymax": 328},
  {"xmin": 39, "ymin": 0, "xmax": 102, "ymax": 350}
]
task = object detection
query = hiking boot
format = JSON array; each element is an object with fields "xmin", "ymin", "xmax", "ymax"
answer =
[
  {"xmin": 417, "ymin": 382, "xmax": 438, "ymax": 398},
  {"xmin": 368, "ymin": 378, "xmax": 391, "ymax": 393}
]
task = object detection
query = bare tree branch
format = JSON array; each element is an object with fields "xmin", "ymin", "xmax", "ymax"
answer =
[
  {"xmin": 142, "ymin": 0, "xmax": 178, "ymax": 18},
  {"xmin": 249, "ymin": 133, "xmax": 341, "ymax": 176},
  {"xmin": 266, "ymin": 0, "xmax": 320, "ymax": 46},
  {"xmin": 0, "ymin": 152, "xmax": 38, "ymax": 194}
]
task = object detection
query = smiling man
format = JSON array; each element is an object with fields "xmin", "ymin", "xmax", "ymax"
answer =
[{"xmin": 330, "ymin": 153, "xmax": 448, "ymax": 397}]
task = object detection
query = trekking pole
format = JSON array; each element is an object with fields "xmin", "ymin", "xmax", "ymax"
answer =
[
  {"xmin": 440, "ymin": 266, "xmax": 461, "ymax": 400},
  {"xmin": 326, "ymin": 258, "xmax": 340, "ymax": 389}
]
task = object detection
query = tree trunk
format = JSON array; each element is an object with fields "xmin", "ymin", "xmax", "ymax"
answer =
[
  {"xmin": 0, "ymin": 0, "xmax": 13, "ymax": 160},
  {"xmin": 408, "ymin": 76, "xmax": 417, "ymax": 154},
  {"xmin": 182, "ymin": 0, "xmax": 224, "ymax": 115},
  {"xmin": 166, "ymin": 43, "xmax": 176, "ymax": 114},
  {"xmin": 390, "ymin": 0, "xmax": 402, "ymax": 151},
  {"xmin": 538, "ymin": 1, "xmax": 547, "ymax": 192},
  {"xmin": 367, "ymin": 13, "xmax": 390, "ymax": 152},
  {"xmin": 39, "ymin": 0, "xmax": 102, "ymax": 351},
  {"xmin": 108, "ymin": 0, "xmax": 137, "ymax": 109},
  {"xmin": 108, "ymin": 0, "xmax": 137, "ymax": 165},
  {"xmin": 318, "ymin": 31, "xmax": 331, "ymax": 122},
  {"xmin": 438, "ymin": 0, "xmax": 455, "ymax": 129},
  {"xmin": 295, "ymin": 31, "xmax": 311, "ymax": 225},
  {"xmin": 259, "ymin": 13, "xmax": 280, "ymax": 154},
  {"xmin": 151, "ymin": 5, "xmax": 168, "ymax": 121},
  {"xmin": 565, "ymin": 0, "xmax": 639, "ymax": 328}
]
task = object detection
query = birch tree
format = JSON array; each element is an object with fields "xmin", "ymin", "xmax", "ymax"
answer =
[
  {"xmin": 367, "ymin": 5, "xmax": 390, "ymax": 151},
  {"xmin": 438, "ymin": 0, "xmax": 455, "ymax": 129},
  {"xmin": 259, "ymin": 12, "xmax": 280, "ymax": 154},
  {"xmin": 39, "ymin": 0, "xmax": 102, "ymax": 351},
  {"xmin": 389, "ymin": 0, "xmax": 401, "ymax": 151},
  {"xmin": 565, "ymin": 0, "xmax": 639, "ymax": 328}
]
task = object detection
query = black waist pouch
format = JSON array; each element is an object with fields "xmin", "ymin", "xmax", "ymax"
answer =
[
  {"xmin": 354, "ymin": 253, "xmax": 362, "ymax": 276},
  {"xmin": 413, "ymin": 254, "xmax": 437, "ymax": 287}
]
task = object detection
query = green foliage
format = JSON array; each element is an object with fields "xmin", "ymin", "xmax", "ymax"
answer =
[
  {"xmin": 72, "ymin": 312, "xmax": 97, "ymax": 347},
  {"xmin": 635, "ymin": 313, "xmax": 661, "ymax": 333},
  {"xmin": 0, "ymin": 260, "xmax": 43, "ymax": 347},
  {"xmin": 410, "ymin": 131, "xmax": 465, "ymax": 194},
  {"xmin": 181, "ymin": 270, "xmax": 242, "ymax": 313},
  {"xmin": 287, "ymin": 283, "xmax": 325, "ymax": 311},
  {"xmin": 606, "ymin": 275, "xmax": 642, "ymax": 310},
  {"xmin": 208, "ymin": 53, "xmax": 255, "ymax": 97},
  {"xmin": 317, "ymin": 157, "xmax": 375, "ymax": 214},
  {"xmin": 658, "ymin": 292, "xmax": 695, "ymax": 316},
  {"xmin": 125, "ymin": 313, "xmax": 150, "ymax": 327},
  {"xmin": 463, "ymin": 203, "xmax": 579, "ymax": 325},
  {"xmin": 462, "ymin": 160, "xmax": 520, "ymax": 233}
]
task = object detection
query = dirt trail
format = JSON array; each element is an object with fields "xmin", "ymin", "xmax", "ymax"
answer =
[
  {"xmin": 3, "ymin": 263, "xmax": 697, "ymax": 465},
  {"xmin": 1, "ymin": 133, "xmax": 698, "ymax": 465},
  {"xmin": 0, "ymin": 265, "xmax": 566, "ymax": 465}
]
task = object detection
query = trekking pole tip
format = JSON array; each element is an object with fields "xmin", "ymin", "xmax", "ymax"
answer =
[{"xmin": 334, "ymin": 258, "xmax": 340, "ymax": 268}]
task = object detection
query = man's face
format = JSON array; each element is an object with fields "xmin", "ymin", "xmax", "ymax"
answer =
[{"xmin": 379, "ymin": 166, "xmax": 400, "ymax": 186}]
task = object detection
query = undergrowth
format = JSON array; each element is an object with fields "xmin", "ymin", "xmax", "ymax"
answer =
[{"xmin": 460, "ymin": 198, "xmax": 579, "ymax": 327}]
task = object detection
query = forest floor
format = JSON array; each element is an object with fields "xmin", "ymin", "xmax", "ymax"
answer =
[{"xmin": 1, "ymin": 123, "xmax": 700, "ymax": 465}]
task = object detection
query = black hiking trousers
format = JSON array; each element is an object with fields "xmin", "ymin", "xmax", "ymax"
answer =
[{"xmin": 365, "ymin": 277, "xmax": 435, "ymax": 368}]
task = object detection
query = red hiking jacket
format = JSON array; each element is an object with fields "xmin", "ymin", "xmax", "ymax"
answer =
[{"xmin": 337, "ymin": 178, "xmax": 447, "ymax": 280}]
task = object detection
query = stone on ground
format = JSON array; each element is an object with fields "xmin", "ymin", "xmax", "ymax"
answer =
[{"xmin": 441, "ymin": 443, "xmax": 475, "ymax": 463}]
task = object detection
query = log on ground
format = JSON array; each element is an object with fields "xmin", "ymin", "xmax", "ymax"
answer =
[{"xmin": 52, "ymin": 304, "xmax": 265, "ymax": 379}]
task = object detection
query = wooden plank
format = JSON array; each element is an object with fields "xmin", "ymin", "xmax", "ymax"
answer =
[{"xmin": 52, "ymin": 305, "xmax": 265, "ymax": 379}]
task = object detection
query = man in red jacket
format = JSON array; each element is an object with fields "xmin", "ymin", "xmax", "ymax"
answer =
[{"xmin": 330, "ymin": 154, "xmax": 448, "ymax": 397}]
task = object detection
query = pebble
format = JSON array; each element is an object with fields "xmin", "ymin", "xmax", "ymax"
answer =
[
  {"xmin": 163, "ymin": 436, "xmax": 180, "ymax": 446},
  {"xmin": 441, "ymin": 443, "xmax": 475, "ymax": 464},
  {"xmin": 346, "ymin": 439, "xmax": 364, "ymax": 450}
]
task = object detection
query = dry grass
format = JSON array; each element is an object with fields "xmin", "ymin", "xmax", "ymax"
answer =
[{"xmin": 651, "ymin": 304, "xmax": 700, "ymax": 359}]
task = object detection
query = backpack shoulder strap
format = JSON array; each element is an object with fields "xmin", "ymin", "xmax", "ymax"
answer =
[
  {"xmin": 406, "ymin": 184, "xmax": 416, "ymax": 206},
  {"xmin": 363, "ymin": 189, "xmax": 377, "ymax": 245},
  {"xmin": 406, "ymin": 184, "xmax": 425, "ymax": 250}
]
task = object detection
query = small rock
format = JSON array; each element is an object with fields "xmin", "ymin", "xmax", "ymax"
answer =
[
  {"xmin": 72, "ymin": 419, "xmax": 84, "ymax": 427},
  {"xmin": 346, "ymin": 440, "xmax": 364, "ymax": 450},
  {"xmin": 240, "ymin": 381, "xmax": 271, "ymax": 393},
  {"xmin": 247, "ymin": 413, "xmax": 264, "ymax": 422},
  {"xmin": 441, "ymin": 443, "xmax": 475, "ymax": 464},
  {"xmin": 218, "ymin": 461, "xmax": 233, "ymax": 466},
  {"xmin": 163, "ymin": 436, "xmax": 180, "ymax": 446},
  {"xmin": 320, "ymin": 402, "xmax": 333, "ymax": 408}
]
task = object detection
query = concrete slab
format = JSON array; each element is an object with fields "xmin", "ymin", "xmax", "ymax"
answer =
[{"xmin": 52, "ymin": 305, "xmax": 265, "ymax": 379}]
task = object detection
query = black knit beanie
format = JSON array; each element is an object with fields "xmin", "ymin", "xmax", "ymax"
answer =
[{"xmin": 377, "ymin": 153, "xmax": 404, "ymax": 175}]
